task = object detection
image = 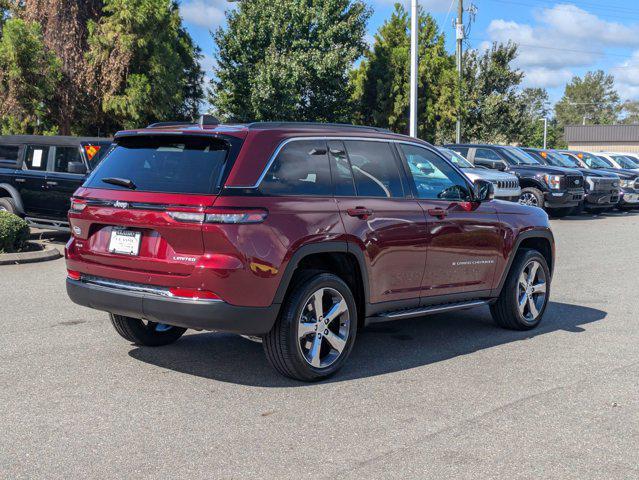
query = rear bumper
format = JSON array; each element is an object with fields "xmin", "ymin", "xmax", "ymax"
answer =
[
  {"xmin": 66, "ymin": 278, "xmax": 279, "ymax": 335},
  {"xmin": 544, "ymin": 189, "xmax": 584, "ymax": 209}
]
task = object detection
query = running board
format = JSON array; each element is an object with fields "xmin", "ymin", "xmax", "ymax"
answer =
[
  {"xmin": 367, "ymin": 300, "xmax": 489, "ymax": 323},
  {"xmin": 25, "ymin": 217, "xmax": 70, "ymax": 232}
]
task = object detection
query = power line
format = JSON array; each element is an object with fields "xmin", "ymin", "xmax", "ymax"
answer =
[{"xmin": 481, "ymin": 0, "xmax": 639, "ymax": 22}]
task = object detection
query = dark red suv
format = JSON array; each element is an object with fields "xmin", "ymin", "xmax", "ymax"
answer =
[{"xmin": 65, "ymin": 120, "xmax": 555, "ymax": 381}]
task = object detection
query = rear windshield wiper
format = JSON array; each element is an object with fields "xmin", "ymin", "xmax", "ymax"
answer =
[{"xmin": 101, "ymin": 177, "xmax": 137, "ymax": 190}]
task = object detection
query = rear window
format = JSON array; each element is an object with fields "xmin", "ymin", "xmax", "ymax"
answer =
[{"xmin": 85, "ymin": 136, "xmax": 234, "ymax": 194}]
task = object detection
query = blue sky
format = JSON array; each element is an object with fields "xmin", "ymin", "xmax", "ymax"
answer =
[{"xmin": 180, "ymin": 0, "xmax": 639, "ymax": 104}]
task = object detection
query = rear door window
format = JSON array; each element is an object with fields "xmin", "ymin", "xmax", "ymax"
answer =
[
  {"xmin": 344, "ymin": 140, "xmax": 404, "ymax": 198},
  {"xmin": 24, "ymin": 146, "xmax": 49, "ymax": 171},
  {"xmin": 259, "ymin": 140, "xmax": 332, "ymax": 196},
  {"xmin": 474, "ymin": 148, "xmax": 502, "ymax": 161},
  {"xmin": 85, "ymin": 136, "xmax": 232, "ymax": 194},
  {"xmin": 0, "ymin": 145, "xmax": 19, "ymax": 168},
  {"xmin": 328, "ymin": 140, "xmax": 356, "ymax": 197}
]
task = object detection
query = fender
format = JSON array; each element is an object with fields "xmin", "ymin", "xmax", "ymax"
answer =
[
  {"xmin": 518, "ymin": 177, "xmax": 549, "ymax": 193},
  {"xmin": 492, "ymin": 228, "xmax": 555, "ymax": 296},
  {"xmin": 271, "ymin": 241, "xmax": 370, "ymax": 306},
  {"xmin": 0, "ymin": 183, "xmax": 25, "ymax": 215}
]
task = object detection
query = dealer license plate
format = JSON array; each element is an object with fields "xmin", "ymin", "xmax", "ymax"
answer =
[
  {"xmin": 108, "ymin": 229, "xmax": 141, "ymax": 256},
  {"xmin": 625, "ymin": 193, "xmax": 639, "ymax": 202}
]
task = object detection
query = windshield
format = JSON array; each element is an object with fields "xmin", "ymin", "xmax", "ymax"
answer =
[
  {"xmin": 85, "ymin": 135, "xmax": 235, "ymax": 194},
  {"xmin": 437, "ymin": 148, "xmax": 473, "ymax": 168},
  {"xmin": 545, "ymin": 151, "xmax": 576, "ymax": 168},
  {"xmin": 612, "ymin": 155, "xmax": 639, "ymax": 169},
  {"xmin": 502, "ymin": 146, "xmax": 541, "ymax": 165},
  {"xmin": 573, "ymin": 152, "xmax": 612, "ymax": 169},
  {"xmin": 557, "ymin": 153, "xmax": 580, "ymax": 168}
]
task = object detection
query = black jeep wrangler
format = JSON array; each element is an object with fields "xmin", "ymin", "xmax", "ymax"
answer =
[{"xmin": 0, "ymin": 135, "xmax": 111, "ymax": 230}]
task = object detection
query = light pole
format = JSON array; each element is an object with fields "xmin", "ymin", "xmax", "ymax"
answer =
[
  {"xmin": 409, "ymin": 0, "xmax": 419, "ymax": 138},
  {"xmin": 455, "ymin": 0, "xmax": 464, "ymax": 143},
  {"xmin": 540, "ymin": 117, "xmax": 548, "ymax": 149}
]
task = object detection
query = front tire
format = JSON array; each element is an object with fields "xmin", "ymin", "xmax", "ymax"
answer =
[
  {"xmin": 263, "ymin": 273, "xmax": 357, "ymax": 381},
  {"xmin": 518, "ymin": 187, "xmax": 544, "ymax": 208},
  {"xmin": 490, "ymin": 249, "xmax": 550, "ymax": 330},
  {"xmin": 110, "ymin": 314, "xmax": 187, "ymax": 346},
  {"xmin": 0, "ymin": 197, "xmax": 17, "ymax": 214}
]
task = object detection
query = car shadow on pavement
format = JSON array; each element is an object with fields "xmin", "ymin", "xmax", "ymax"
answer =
[
  {"xmin": 554, "ymin": 210, "xmax": 639, "ymax": 221},
  {"xmin": 128, "ymin": 301, "xmax": 607, "ymax": 387}
]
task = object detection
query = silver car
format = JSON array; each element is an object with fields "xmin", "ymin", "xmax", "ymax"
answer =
[{"xmin": 438, "ymin": 147, "xmax": 521, "ymax": 200}]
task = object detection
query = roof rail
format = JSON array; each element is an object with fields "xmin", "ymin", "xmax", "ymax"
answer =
[{"xmin": 246, "ymin": 122, "xmax": 392, "ymax": 133}]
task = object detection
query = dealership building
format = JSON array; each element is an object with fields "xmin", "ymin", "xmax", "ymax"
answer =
[{"xmin": 565, "ymin": 125, "xmax": 639, "ymax": 153}]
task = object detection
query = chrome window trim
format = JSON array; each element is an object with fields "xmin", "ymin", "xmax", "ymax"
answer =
[{"xmin": 224, "ymin": 136, "xmax": 475, "ymax": 194}]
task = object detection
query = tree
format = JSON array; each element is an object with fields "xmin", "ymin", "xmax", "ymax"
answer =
[
  {"xmin": 0, "ymin": 18, "xmax": 61, "ymax": 134},
  {"xmin": 19, "ymin": 0, "xmax": 103, "ymax": 135},
  {"xmin": 350, "ymin": 4, "xmax": 457, "ymax": 143},
  {"xmin": 86, "ymin": 0, "xmax": 204, "ymax": 131},
  {"xmin": 211, "ymin": 0, "xmax": 370, "ymax": 123},
  {"xmin": 621, "ymin": 100, "xmax": 639, "ymax": 125},
  {"xmin": 555, "ymin": 70, "xmax": 621, "ymax": 127},
  {"xmin": 461, "ymin": 42, "xmax": 526, "ymax": 144}
]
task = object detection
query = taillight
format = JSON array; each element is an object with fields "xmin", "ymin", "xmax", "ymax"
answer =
[
  {"xmin": 67, "ymin": 269, "xmax": 81, "ymax": 281},
  {"xmin": 168, "ymin": 287, "xmax": 221, "ymax": 301},
  {"xmin": 166, "ymin": 208, "xmax": 267, "ymax": 224},
  {"xmin": 70, "ymin": 198, "xmax": 87, "ymax": 212}
]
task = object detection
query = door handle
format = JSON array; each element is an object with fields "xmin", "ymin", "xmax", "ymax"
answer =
[
  {"xmin": 347, "ymin": 207, "xmax": 373, "ymax": 219},
  {"xmin": 46, "ymin": 181, "xmax": 58, "ymax": 186},
  {"xmin": 428, "ymin": 208, "xmax": 448, "ymax": 219},
  {"xmin": 14, "ymin": 178, "xmax": 26, "ymax": 183}
]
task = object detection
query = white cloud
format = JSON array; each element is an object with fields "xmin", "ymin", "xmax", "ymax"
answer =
[
  {"xmin": 484, "ymin": 4, "xmax": 639, "ymax": 90},
  {"xmin": 181, "ymin": 0, "xmax": 228, "ymax": 29},
  {"xmin": 614, "ymin": 50, "xmax": 639, "ymax": 100}
]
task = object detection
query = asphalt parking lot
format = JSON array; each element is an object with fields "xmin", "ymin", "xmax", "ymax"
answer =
[{"xmin": 1, "ymin": 212, "xmax": 638, "ymax": 479}]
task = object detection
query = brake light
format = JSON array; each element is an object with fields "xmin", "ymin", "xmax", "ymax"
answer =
[
  {"xmin": 67, "ymin": 269, "xmax": 81, "ymax": 281},
  {"xmin": 166, "ymin": 208, "xmax": 267, "ymax": 224},
  {"xmin": 168, "ymin": 287, "xmax": 221, "ymax": 301},
  {"xmin": 70, "ymin": 198, "xmax": 87, "ymax": 212}
]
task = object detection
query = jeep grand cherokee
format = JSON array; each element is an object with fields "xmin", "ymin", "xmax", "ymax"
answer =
[{"xmin": 66, "ymin": 120, "xmax": 555, "ymax": 381}]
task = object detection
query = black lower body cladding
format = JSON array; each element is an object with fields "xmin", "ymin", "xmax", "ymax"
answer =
[{"xmin": 543, "ymin": 189, "xmax": 585, "ymax": 209}]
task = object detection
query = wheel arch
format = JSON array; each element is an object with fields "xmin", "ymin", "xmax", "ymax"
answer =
[
  {"xmin": 494, "ymin": 229, "xmax": 555, "ymax": 296},
  {"xmin": 518, "ymin": 178, "xmax": 548, "ymax": 192},
  {"xmin": 0, "ymin": 183, "xmax": 25, "ymax": 215},
  {"xmin": 272, "ymin": 242, "xmax": 369, "ymax": 327}
]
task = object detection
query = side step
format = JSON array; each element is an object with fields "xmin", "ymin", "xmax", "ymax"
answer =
[
  {"xmin": 25, "ymin": 217, "xmax": 70, "ymax": 232},
  {"xmin": 367, "ymin": 300, "xmax": 490, "ymax": 323}
]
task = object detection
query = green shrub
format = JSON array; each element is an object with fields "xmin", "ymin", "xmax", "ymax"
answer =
[{"xmin": 0, "ymin": 211, "xmax": 30, "ymax": 253}]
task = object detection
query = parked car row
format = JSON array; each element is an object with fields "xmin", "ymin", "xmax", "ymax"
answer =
[{"xmin": 445, "ymin": 144, "xmax": 639, "ymax": 217}]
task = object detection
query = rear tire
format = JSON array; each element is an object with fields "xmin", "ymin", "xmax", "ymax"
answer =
[
  {"xmin": 263, "ymin": 272, "xmax": 357, "ymax": 382},
  {"xmin": 490, "ymin": 249, "xmax": 550, "ymax": 331},
  {"xmin": 110, "ymin": 314, "xmax": 187, "ymax": 346},
  {"xmin": 0, "ymin": 197, "xmax": 17, "ymax": 214}
]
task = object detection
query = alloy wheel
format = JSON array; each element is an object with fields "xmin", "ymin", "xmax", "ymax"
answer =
[
  {"xmin": 517, "ymin": 260, "xmax": 547, "ymax": 323},
  {"xmin": 297, "ymin": 287, "xmax": 350, "ymax": 369},
  {"xmin": 519, "ymin": 192, "xmax": 539, "ymax": 206}
]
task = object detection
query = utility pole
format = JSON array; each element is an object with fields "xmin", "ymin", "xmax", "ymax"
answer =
[
  {"xmin": 409, "ymin": 0, "xmax": 419, "ymax": 138},
  {"xmin": 455, "ymin": 0, "xmax": 464, "ymax": 143}
]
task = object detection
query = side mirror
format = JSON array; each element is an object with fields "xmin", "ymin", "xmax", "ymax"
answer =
[
  {"xmin": 474, "ymin": 179, "xmax": 495, "ymax": 202},
  {"xmin": 67, "ymin": 161, "xmax": 87, "ymax": 174}
]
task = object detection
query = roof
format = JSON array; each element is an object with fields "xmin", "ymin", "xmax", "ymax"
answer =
[
  {"xmin": 564, "ymin": 125, "xmax": 639, "ymax": 143},
  {"xmin": 0, "ymin": 135, "xmax": 111, "ymax": 146}
]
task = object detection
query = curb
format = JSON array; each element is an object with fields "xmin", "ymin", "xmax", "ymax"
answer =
[{"xmin": 0, "ymin": 244, "xmax": 62, "ymax": 265}]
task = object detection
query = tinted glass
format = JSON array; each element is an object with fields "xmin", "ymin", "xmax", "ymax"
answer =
[
  {"xmin": 53, "ymin": 146, "xmax": 83, "ymax": 173},
  {"xmin": 474, "ymin": 148, "xmax": 502, "ymax": 161},
  {"xmin": 344, "ymin": 141, "xmax": 404, "ymax": 198},
  {"xmin": 328, "ymin": 141, "xmax": 356, "ymax": 196},
  {"xmin": 557, "ymin": 153, "xmax": 580, "ymax": 167},
  {"xmin": 24, "ymin": 146, "xmax": 49, "ymax": 171},
  {"xmin": 594, "ymin": 156, "xmax": 614, "ymax": 167},
  {"xmin": 438, "ymin": 147, "xmax": 473, "ymax": 168},
  {"xmin": 451, "ymin": 146, "xmax": 469, "ymax": 157},
  {"xmin": 502, "ymin": 147, "xmax": 540, "ymax": 165},
  {"xmin": 612, "ymin": 155, "xmax": 639, "ymax": 169},
  {"xmin": 401, "ymin": 144, "xmax": 472, "ymax": 201},
  {"xmin": 86, "ymin": 136, "xmax": 230, "ymax": 194},
  {"xmin": 260, "ymin": 140, "xmax": 332, "ymax": 196},
  {"xmin": 0, "ymin": 145, "xmax": 19, "ymax": 162},
  {"xmin": 546, "ymin": 151, "xmax": 576, "ymax": 168}
]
